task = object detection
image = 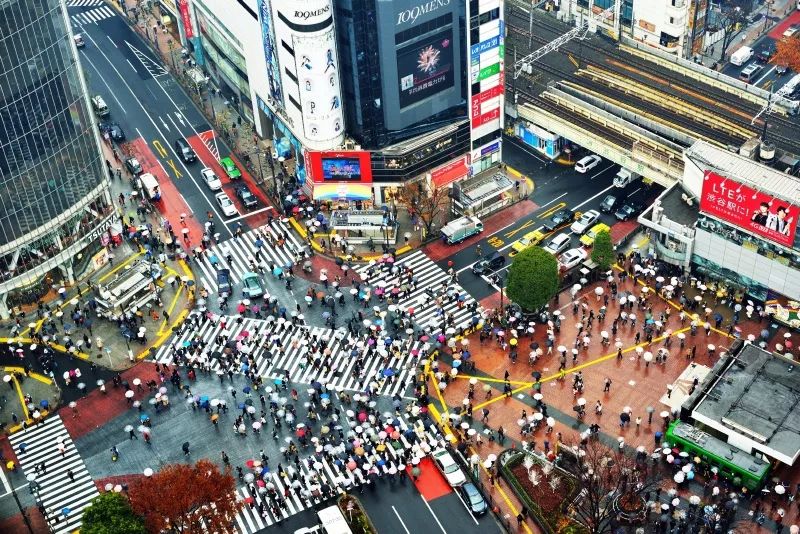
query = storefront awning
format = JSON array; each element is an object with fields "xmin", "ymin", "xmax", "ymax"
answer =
[
  {"xmin": 430, "ymin": 158, "xmax": 469, "ymax": 188},
  {"xmin": 312, "ymin": 183, "xmax": 372, "ymax": 202}
]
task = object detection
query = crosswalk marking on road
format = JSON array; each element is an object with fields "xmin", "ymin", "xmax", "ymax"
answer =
[
  {"xmin": 153, "ymin": 314, "xmax": 422, "ymax": 397},
  {"xmin": 8, "ymin": 416, "xmax": 99, "ymax": 534},
  {"xmin": 198, "ymin": 130, "xmax": 220, "ymax": 161},
  {"xmin": 233, "ymin": 412, "xmax": 442, "ymax": 532},
  {"xmin": 66, "ymin": 0, "xmax": 105, "ymax": 6},
  {"xmin": 70, "ymin": 5, "xmax": 115, "ymax": 25},
  {"xmin": 354, "ymin": 250, "xmax": 481, "ymax": 335},
  {"xmin": 193, "ymin": 220, "xmax": 305, "ymax": 294}
]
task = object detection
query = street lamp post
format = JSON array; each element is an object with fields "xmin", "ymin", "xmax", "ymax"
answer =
[{"xmin": 8, "ymin": 475, "xmax": 35, "ymax": 534}]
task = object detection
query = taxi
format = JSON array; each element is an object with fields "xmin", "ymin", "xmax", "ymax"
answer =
[
  {"xmin": 509, "ymin": 226, "xmax": 549, "ymax": 256},
  {"xmin": 580, "ymin": 222, "xmax": 610, "ymax": 247}
]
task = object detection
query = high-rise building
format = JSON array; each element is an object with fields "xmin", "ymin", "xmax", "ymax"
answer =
[{"xmin": 0, "ymin": 0, "xmax": 114, "ymax": 318}]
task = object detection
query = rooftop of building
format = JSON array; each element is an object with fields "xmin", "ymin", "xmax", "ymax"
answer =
[
  {"xmin": 686, "ymin": 140, "xmax": 800, "ymax": 205},
  {"xmin": 658, "ymin": 184, "xmax": 699, "ymax": 227},
  {"xmin": 692, "ymin": 342, "xmax": 800, "ymax": 464}
]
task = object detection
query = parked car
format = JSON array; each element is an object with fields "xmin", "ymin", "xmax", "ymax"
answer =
[
  {"xmin": 175, "ymin": 138, "xmax": 196, "ymax": 163},
  {"xmin": 201, "ymin": 167, "xmax": 222, "ymax": 191},
  {"xmin": 217, "ymin": 268, "xmax": 232, "ymax": 297},
  {"xmin": 615, "ymin": 201, "xmax": 643, "ymax": 221},
  {"xmin": 543, "ymin": 233, "xmax": 571, "ymax": 255},
  {"xmin": 575, "ymin": 154, "xmax": 601, "ymax": 173},
  {"xmin": 783, "ymin": 24, "xmax": 799, "ymax": 38},
  {"xmin": 570, "ymin": 209, "xmax": 600, "ymax": 235},
  {"xmin": 580, "ymin": 222, "xmax": 610, "ymax": 247},
  {"xmin": 241, "ymin": 272, "xmax": 264, "ymax": 298},
  {"xmin": 125, "ymin": 157, "xmax": 142, "ymax": 176},
  {"xmin": 99, "ymin": 122, "xmax": 125, "ymax": 141},
  {"xmin": 543, "ymin": 208, "xmax": 575, "ymax": 232},
  {"xmin": 472, "ymin": 252, "xmax": 506, "ymax": 275},
  {"xmin": 432, "ymin": 449, "xmax": 466, "ymax": 487},
  {"xmin": 459, "ymin": 483, "xmax": 488, "ymax": 516},
  {"xmin": 73, "ymin": 34, "xmax": 85, "ymax": 48},
  {"xmin": 215, "ymin": 192, "xmax": 238, "ymax": 217},
  {"xmin": 236, "ymin": 185, "xmax": 259, "ymax": 209},
  {"xmin": 599, "ymin": 194, "xmax": 622, "ymax": 213},
  {"xmin": 559, "ymin": 247, "xmax": 588, "ymax": 270},
  {"xmin": 756, "ymin": 47, "xmax": 774, "ymax": 64},
  {"xmin": 509, "ymin": 226, "xmax": 549, "ymax": 256},
  {"xmin": 219, "ymin": 156, "xmax": 242, "ymax": 179},
  {"xmin": 776, "ymin": 64, "xmax": 790, "ymax": 75}
]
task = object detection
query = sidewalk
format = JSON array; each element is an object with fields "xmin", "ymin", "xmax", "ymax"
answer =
[{"xmin": 707, "ymin": 0, "xmax": 796, "ymax": 66}]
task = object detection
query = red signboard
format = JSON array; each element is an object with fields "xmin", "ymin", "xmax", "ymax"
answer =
[
  {"xmin": 306, "ymin": 151, "xmax": 373, "ymax": 184},
  {"xmin": 430, "ymin": 156, "xmax": 469, "ymax": 188},
  {"xmin": 178, "ymin": 0, "xmax": 194, "ymax": 39},
  {"xmin": 700, "ymin": 171, "xmax": 798, "ymax": 248},
  {"xmin": 471, "ymin": 85, "xmax": 504, "ymax": 119},
  {"xmin": 471, "ymin": 107, "xmax": 501, "ymax": 128}
]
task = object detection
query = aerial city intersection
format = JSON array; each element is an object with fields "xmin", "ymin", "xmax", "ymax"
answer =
[{"xmin": 1, "ymin": 0, "xmax": 800, "ymax": 533}]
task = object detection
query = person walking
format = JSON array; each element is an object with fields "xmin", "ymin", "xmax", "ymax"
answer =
[
  {"xmin": 603, "ymin": 377, "xmax": 612, "ymax": 393},
  {"xmin": 182, "ymin": 442, "xmax": 190, "ymax": 456}
]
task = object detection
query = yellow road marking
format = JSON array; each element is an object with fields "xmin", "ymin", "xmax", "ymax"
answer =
[
  {"xmin": 152, "ymin": 139, "xmax": 168, "ymax": 158},
  {"xmin": 538, "ymin": 202, "xmax": 566, "ymax": 219},
  {"xmin": 11, "ymin": 374, "xmax": 29, "ymax": 420},
  {"xmin": 504, "ymin": 219, "xmax": 537, "ymax": 239},
  {"xmin": 166, "ymin": 159, "xmax": 183, "ymax": 178},
  {"xmin": 3, "ymin": 366, "xmax": 53, "ymax": 385},
  {"xmin": 158, "ymin": 284, "xmax": 185, "ymax": 335}
]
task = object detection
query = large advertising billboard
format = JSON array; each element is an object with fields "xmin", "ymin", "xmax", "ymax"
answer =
[
  {"xmin": 700, "ymin": 171, "xmax": 798, "ymax": 248},
  {"xmin": 308, "ymin": 151, "xmax": 373, "ymax": 184},
  {"xmin": 397, "ymin": 29, "xmax": 454, "ymax": 108}
]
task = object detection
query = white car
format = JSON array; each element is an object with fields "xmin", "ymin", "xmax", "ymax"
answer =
[
  {"xmin": 201, "ymin": 167, "xmax": 222, "ymax": 191},
  {"xmin": 543, "ymin": 233, "xmax": 571, "ymax": 255},
  {"xmin": 559, "ymin": 248, "xmax": 588, "ymax": 270},
  {"xmin": 215, "ymin": 192, "xmax": 238, "ymax": 217},
  {"xmin": 783, "ymin": 24, "xmax": 799, "ymax": 38},
  {"xmin": 575, "ymin": 154, "xmax": 601, "ymax": 173},
  {"xmin": 570, "ymin": 209, "xmax": 601, "ymax": 235},
  {"xmin": 432, "ymin": 449, "xmax": 466, "ymax": 487}
]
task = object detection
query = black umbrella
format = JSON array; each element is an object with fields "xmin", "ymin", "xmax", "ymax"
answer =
[{"xmin": 532, "ymin": 371, "xmax": 542, "ymax": 380}]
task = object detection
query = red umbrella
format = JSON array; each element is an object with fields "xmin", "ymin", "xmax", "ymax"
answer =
[
  {"xmin": 245, "ymin": 459, "xmax": 256, "ymax": 468},
  {"xmin": 358, "ymin": 412, "xmax": 367, "ymax": 422},
  {"xmin": 244, "ymin": 496, "xmax": 254, "ymax": 504},
  {"xmin": 256, "ymin": 480, "xmax": 265, "ymax": 487},
  {"xmin": 296, "ymin": 428, "xmax": 306, "ymax": 437},
  {"xmin": 237, "ymin": 303, "xmax": 246, "ymax": 313}
]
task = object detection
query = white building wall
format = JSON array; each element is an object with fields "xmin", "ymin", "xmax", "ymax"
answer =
[{"xmin": 632, "ymin": 0, "xmax": 689, "ymax": 55}]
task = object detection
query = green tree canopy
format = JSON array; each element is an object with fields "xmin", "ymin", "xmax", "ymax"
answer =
[
  {"xmin": 506, "ymin": 246, "xmax": 559, "ymax": 311},
  {"xmin": 82, "ymin": 492, "xmax": 146, "ymax": 534},
  {"xmin": 590, "ymin": 229, "xmax": 614, "ymax": 271}
]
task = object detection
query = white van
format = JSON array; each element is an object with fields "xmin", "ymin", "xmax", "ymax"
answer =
[
  {"xmin": 575, "ymin": 154, "xmax": 601, "ymax": 173},
  {"xmin": 91, "ymin": 95, "xmax": 109, "ymax": 118},
  {"xmin": 730, "ymin": 46, "xmax": 753, "ymax": 67}
]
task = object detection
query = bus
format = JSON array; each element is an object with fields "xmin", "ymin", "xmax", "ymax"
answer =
[{"xmin": 665, "ymin": 421, "xmax": 770, "ymax": 491}]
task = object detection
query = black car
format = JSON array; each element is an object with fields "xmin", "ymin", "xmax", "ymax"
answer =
[
  {"xmin": 615, "ymin": 202, "xmax": 642, "ymax": 221},
  {"xmin": 235, "ymin": 185, "xmax": 258, "ymax": 209},
  {"xmin": 125, "ymin": 157, "xmax": 143, "ymax": 176},
  {"xmin": 543, "ymin": 208, "xmax": 575, "ymax": 232},
  {"xmin": 472, "ymin": 252, "xmax": 506, "ymax": 275},
  {"xmin": 599, "ymin": 194, "xmax": 622, "ymax": 213},
  {"xmin": 756, "ymin": 47, "xmax": 774, "ymax": 64},
  {"xmin": 217, "ymin": 268, "xmax": 232, "ymax": 296},
  {"xmin": 458, "ymin": 483, "xmax": 487, "ymax": 516},
  {"xmin": 99, "ymin": 122, "xmax": 125, "ymax": 141},
  {"xmin": 175, "ymin": 138, "xmax": 196, "ymax": 163},
  {"xmin": 776, "ymin": 64, "xmax": 789, "ymax": 75}
]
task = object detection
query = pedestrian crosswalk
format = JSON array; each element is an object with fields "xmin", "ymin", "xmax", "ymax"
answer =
[
  {"xmin": 193, "ymin": 220, "xmax": 306, "ymax": 295},
  {"xmin": 153, "ymin": 313, "xmax": 425, "ymax": 396},
  {"xmin": 8, "ymin": 415, "xmax": 99, "ymax": 534},
  {"xmin": 70, "ymin": 5, "xmax": 116, "ymax": 25},
  {"xmin": 233, "ymin": 412, "xmax": 442, "ymax": 532},
  {"xmin": 66, "ymin": 0, "xmax": 105, "ymax": 6},
  {"xmin": 354, "ymin": 250, "xmax": 481, "ymax": 335}
]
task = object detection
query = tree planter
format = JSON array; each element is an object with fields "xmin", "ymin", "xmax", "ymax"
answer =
[
  {"xmin": 338, "ymin": 494, "xmax": 377, "ymax": 534},
  {"xmin": 611, "ymin": 493, "xmax": 647, "ymax": 525},
  {"xmin": 499, "ymin": 450, "xmax": 587, "ymax": 534}
]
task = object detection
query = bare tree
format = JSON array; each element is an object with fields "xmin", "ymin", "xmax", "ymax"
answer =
[
  {"xmin": 557, "ymin": 440, "xmax": 661, "ymax": 534},
  {"xmin": 714, "ymin": 3, "xmax": 752, "ymax": 61},
  {"xmin": 396, "ymin": 180, "xmax": 450, "ymax": 239}
]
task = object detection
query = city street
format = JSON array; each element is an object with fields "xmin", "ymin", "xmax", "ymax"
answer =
[{"xmin": 69, "ymin": 4, "xmax": 274, "ymax": 242}]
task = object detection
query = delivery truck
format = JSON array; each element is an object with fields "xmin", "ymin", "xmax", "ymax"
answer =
[
  {"xmin": 731, "ymin": 46, "xmax": 753, "ymax": 67},
  {"xmin": 613, "ymin": 168, "xmax": 641, "ymax": 188},
  {"xmin": 441, "ymin": 216, "xmax": 483, "ymax": 244},
  {"xmin": 138, "ymin": 173, "xmax": 161, "ymax": 201}
]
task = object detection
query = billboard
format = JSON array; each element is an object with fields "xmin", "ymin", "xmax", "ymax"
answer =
[
  {"xmin": 322, "ymin": 158, "xmax": 362, "ymax": 180},
  {"xmin": 700, "ymin": 171, "xmax": 798, "ymax": 248},
  {"xmin": 307, "ymin": 151, "xmax": 373, "ymax": 184},
  {"xmin": 397, "ymin": 29, "xmax": 454, "ymax": 108},
  {"xmin": 257, "ymin": 0, "xmax": 284, "ymax": 106},
  {"xmin": 177, "ymin": 0, "xmax": 194, "ymax": 39}
]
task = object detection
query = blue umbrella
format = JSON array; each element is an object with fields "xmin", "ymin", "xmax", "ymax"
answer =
[
  {"xmin": 183, "ymin": 340, "xmax": 191, "ymax": 347},
  {"xmin": 320, "ymin": 393, "xmax": 330, "ymax": 399},
  {"xmin": 452, "ymin": 360, "xmax": 461, "ymax": 368},
  {"xmin": 139, "ymin": 414, "xmax": 148, "ymax": 421},
  {"xmin": 62, "ymin": 507, "xmax": 71, "ymax": 516},
  {"xmin": 377, "ymin": 459, "xmax": 386, "ymax": 467},
  {"xmin": 243, "ymin": 386, "xmax": 251, "ymax": 394},
  {"xmin": 255, "ymin": 239, "xmax": 264, "ymax": 248},
  {"xmin": 384, "ymin": 338, "xmax": 392, "ymax": 345},
  {"xmin": 383, "ymin": 369, "xmax": 395, "ymax": 377},
  {"xmin": 273, "ymin": 267, "xmax": 283, "ymax": 276},
  {"xmin": 40, "ymin": 400, "xmax": 49, "ymax": 408},
  {"xmin": 462, "ymin": 350, "xmax": 471, "ymax": 359}
]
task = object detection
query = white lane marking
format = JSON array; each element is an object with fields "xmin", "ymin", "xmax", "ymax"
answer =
[
  {"xmin": 421, "ymin": 494, "xmax": 448, "ymax": 533},
  {"xmin": 226, "ymin": 206, "xmax": 274, "ymax": 223},
  {"xmin": 179, "ymin": 193, "xmax": 194, "ymax": 214},
  {"xmin": 392, "ymin": 505, "xmax": 412, "ymax": 534},
  {"xmin": 82, "ymin": 56, "xmax": 127, "ymax": 114},
  {"xmin": 106, "ymin": 35, "xmax": 118, "ymax": 48},
  {"xmin": 452, "ymin": 486, "xmax": 480, "ymax": 526},
  {"xmin": 126, "ymin": 58, "xmax": 137, "ymax": 73}
]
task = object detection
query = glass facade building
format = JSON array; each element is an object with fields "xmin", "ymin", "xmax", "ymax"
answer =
[{"xmin": 0, "ymin": 0, "xmax": 113, "ymax": 315}]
